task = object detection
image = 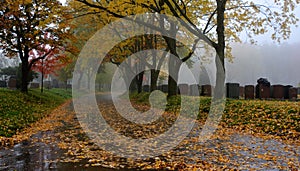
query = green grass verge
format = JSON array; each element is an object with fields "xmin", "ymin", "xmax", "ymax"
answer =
[
  {"xmin": 129, "ymin": 92, "xmax": 300, "ymax": 139},
  {"xmin": 0, "ymin": 88, "xmax": 72, "ymax": 137}
]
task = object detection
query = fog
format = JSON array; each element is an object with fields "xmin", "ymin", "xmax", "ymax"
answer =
[
  {"xmin": 178, "ymin": 42, "xmax": 300, "ymax": 87},
  {"xmin": 226, "ymin": 42, "xmax": 300, "ymax": 87}
]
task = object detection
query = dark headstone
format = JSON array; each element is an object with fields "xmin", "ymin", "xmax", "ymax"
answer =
[
  {"xmin": 52, "ymin": 79, "xmax": 59, "ymax": 88},
  {"xmin": 58, "ymin": 82, "xmax": 66, "ymax": 89},
  {"xmin": 271, "ymin": 85, "xmax": 284, "ymax": 99},
  {"xmin": 284, "ymin": 85, "xmax": 293, "ymax": 99},
  {"xmin": 255, "ymin": 78, "xmax": 271, "ymax": 99},
  {"xmin": 289, "ymin": 88, "xmax": 297, "ymax": 100},
  {"xmin": 157, "ymin": 85, "xmax": 162, "ymax": 91},
  {"xmin": 201, "ymin": 85, "xmax": 212, "ymax": 97},
  {"xmin": 256, "ymin": 84, "xmax": 270, "ymax": 99},
  {"xmin": 67, "ymin": 84, "xmax": 72, "ymax": 89},
  {"xmin": 7, "ymin": 77, "xmax": 17, "ymax": 89},
  {"xmin": 143, "ymin": 85, "xmax": 150, "ymax": 92},
  {"xmin": 245, "ymin": 85, "xmax": 255, "ymax": 99},
  {"xmin": 298, "ymin": 87, "xmax": 300, "ymax": 95},
  {"xmin": 178, "ymin": 84, "xmax": 189, "ymax": 95},
  {"xmin": 239, "ymin": 86, "xmax": 245, "ymax": 98},
  {"xmin": 189, "ymin": 84, "xmax": 200, "ymax": 96},
  {"xmin": 29, "ymin": 83, "xmax": 39, "ymax": 89},
  {"xmin": 161, "ymin": 84, "xmax": 168, "ymax": 93},
  {"xmin": 0, "ymin": 81, "xmax": 7, "ymax": 87},
  {"xmin": 44, "ymin": 81, "xmax": 51, "ymax": 89},
  {"xmin": 226, "ymin": 83, "xmax": 240, "ymax": 99}
]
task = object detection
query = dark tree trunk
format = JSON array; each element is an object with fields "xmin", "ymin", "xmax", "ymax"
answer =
[
  {"xmin": 136, "ymin": 71, "xmax": 144, "ymax": 93},
  {"xmin": 87, "ymin": 72, "xmax": 91, "ymax": 90},
  {"xmin": 77, "ymin": 71, "xmax": 83, "ymax": 89},
  {"xmin": 167, "ymin": 56, "xmax": 181, "ymax": 97},
  {"xmin": 161, "ymin": 21, "xmax": 181, "ymax": 97},
  {"xmin": 214, "ymin": 0, "xmax": 227, "ymax": 100},
  {"xmin": 164, "ymin": 28, "xmax": 180, "ymax": 97},
  {"xmin": 41, "ymin": 59, "xmax": 44, "ymax": 93},
  {"xmin": 150, "ymin": 69, "xmax": 159, "ymax": 91},
  {"xmin": 19, "ymin": 46, "xmax": 30, "ymax": 93},
  {"xmin": 21, "ymin": 59, "xmax": 29, "ymax": 93}
]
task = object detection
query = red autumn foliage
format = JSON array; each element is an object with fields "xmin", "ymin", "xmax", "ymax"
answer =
[{"xmin": 29, "ymin": 34, "xmax": 70, "ymax": 78}]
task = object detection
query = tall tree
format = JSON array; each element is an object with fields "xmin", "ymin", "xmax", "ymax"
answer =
[
  {"xmin": 74, "ymin": 0, "xmax": 299, "ymax": 97},
  {"xmin": 29, "ymin": 34, "xmax": 71, "ymax": 92},
  {"xmin": 0, "ymin": 0, "xmax": 74, "ymax": 92}
]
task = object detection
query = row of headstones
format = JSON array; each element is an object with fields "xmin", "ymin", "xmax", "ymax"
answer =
[
  {"xmin": 0, "ymin": 78, "xmax": 17, "ymax": 89},
  {"xmin": 142, "ymin": 84, "xmax": 214, "ymax": 96},
  {"xmin": 0, "ymin": 78, "xmax": 71, "ymax": 89},
  {"xmin": 142, "ymin": 83, "xmax": 299, "ymax": 100},
  {"xmin": 28, "ymin": 81, "xmax": 72, "ymax": 89},
  {"xmin": 236, "ymin": 84, "xmax": 298, "ymax": 100}
]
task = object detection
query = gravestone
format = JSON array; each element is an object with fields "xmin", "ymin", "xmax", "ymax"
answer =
[
  {"xmin": 51, "ymin": 79, "xmax": 59, "ymax": 88},
  {"xmin": 29, "ymin": 82, "xmax": 39, "ymax": 88},
  {"xmin": 245, "ymin": 85, "xmax": 254, "ymax": 99},
  {"xmin": 201, "ymin": 85, "xmax": 212, "ymax": 97},
  {"xmin": 271, "ymin": 85, "xmax": 284, "ymax": 99},
  {"xmin": 58, "ymin": 82, "xmax": 66, "ymax": 89},
  {"xmin": 44, "ymin": 81, "xmax": 51, "ymax": 89},
  {"xmin": 157, "ymin": 85, "xmax": 162, "ymax": 91},
  {"xmin": 239, "ymin": 86, "xmax": 244, "ymax": 98},
  {"xmin": 161, "ymin": 84, "xmax": 168, "ymax": 93},
  {"xmin": 7, "ymin": 77, "xmax": 17, "ymax": 89},
  {"xmin": 142, "ymin": 85, "xmax": 150, "ymax": 92},
  {"xmin": 0, "ymin": 81, "xmax": 6, "ymax": 87},
  {"xmin": 226, "ymin": 83, "xmax": 240, "ymax": 99},
  {"xmin": 289, "ymin": 88, "xmax": 297, "ymax": 100},
  {"xmin": 284, "ymin": 85, "xmax": 293, "ymax": 99},
  {"xmin": 189, "ymin": 84, "xmax": 200, "ymax": 96},
  {"xmin": 256, "ymin": 78, "xmax": 271, "ymax": 99},
  {"xmin": 298, "ymin": 87, "xmax": 300, "ymax": 95},
  {"xmin": 256, "ymin": 84, "xmax": 270, "ymax": 99},
  {"xmin": 178, "ymin": 84, "xmax": 189, "ymax": 95},
  {"xmin": 67, "ymin": 84, "xmax": 72, "ymax": 89}
]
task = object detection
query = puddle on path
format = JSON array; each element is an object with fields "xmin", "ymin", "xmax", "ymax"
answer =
[{"xmin": 0, "ymin": 131, "xmax": 133, "ymax": 171}]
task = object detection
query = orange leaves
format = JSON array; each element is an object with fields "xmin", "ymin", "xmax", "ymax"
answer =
[{"xmin": 0, "ymin": 0, "xmax": 74, "ymax": 59}]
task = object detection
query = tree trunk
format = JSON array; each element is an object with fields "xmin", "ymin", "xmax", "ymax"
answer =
[
  {"xmin": 41, "ymin": 59, "xmax": 44, "ymax": 93},
  {"xmin": 167, "ymin": 56, "xmax": 181, "ymax": 97},
  {"xmin": 136, "ymin": 71, "xmax": 144, "ymax": 93},
  {"xmin": 162, "ymin": 21, "xmax": 180, "ymax": 97},
  {"xmin": 214, "ymin": 0, "xmax": 226, "ymax": 100},
  {"xmin": 21, "ymin": 60, "xmax": 29, "ymax": 93},
  {"xmin": 164, "ymin": 36, "xmax": 180, "ymax": 97},
  {"xmin": 150, "ymin": 69, "xmax": 159, "ymax": 91},
  {"xmin": 77, "ymin": 71, "xmax": 83, "ymax": 89}
]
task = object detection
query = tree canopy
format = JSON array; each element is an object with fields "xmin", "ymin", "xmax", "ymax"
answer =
[
  {"xmin": 70, "ymin": 0, "xmax": 299, "ymax": 97},
  {"xmin": 0, "ymin": 0, "xmax": 76, "ymax": 92}
]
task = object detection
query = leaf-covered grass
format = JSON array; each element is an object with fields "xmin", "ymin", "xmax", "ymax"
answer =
[
  {"xmin": 129, "ymin": 92, "xmax": 300, "ymax": 140},
  {"xmin": 0, "ymin": 88, "xmax": 72, "ymax": 137}
]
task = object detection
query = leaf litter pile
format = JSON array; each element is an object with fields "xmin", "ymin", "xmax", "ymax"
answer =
[{"xmin": 1, "ymin": 95, "xmax": 299, "ymax": 170}]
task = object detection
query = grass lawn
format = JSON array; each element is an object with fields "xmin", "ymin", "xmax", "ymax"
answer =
[
  {"xmin": 129, "ymin": 92, "xmax": 300, "ymax": 140},
  {"xmin": 0, "ymin": 88, "xmax": 72, "ymax": 137}
]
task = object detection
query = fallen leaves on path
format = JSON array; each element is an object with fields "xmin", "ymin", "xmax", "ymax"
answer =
[
  {"xmin": 56, "ymin": 98, "xmax": 299, "ymax": 170},
  {"xmin": 0, "ymin": 100, "xmax": 73, "ymax": 147},
  {"xmin": 1, "ymin": 96, "xmax": 299, "ymax": 170}
]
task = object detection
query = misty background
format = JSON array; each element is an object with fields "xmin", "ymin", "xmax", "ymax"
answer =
[
  {"xmin": 226, "ymin": 42, "xmax": 300, "ymax": 86},
  {"xmin": 178, "ymin": 41, "xmax": 300, "ymax": 87}
]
